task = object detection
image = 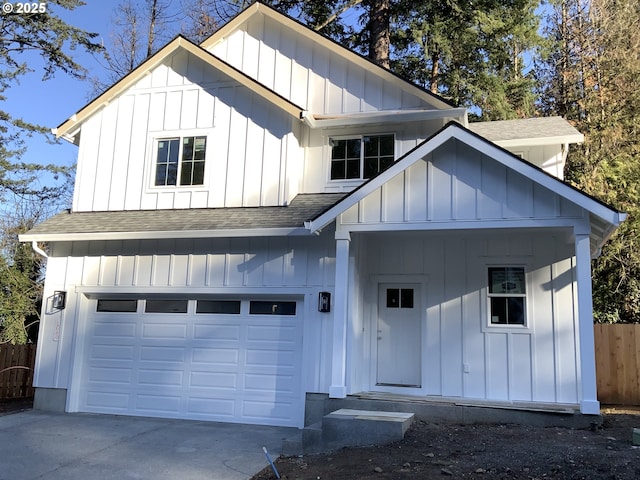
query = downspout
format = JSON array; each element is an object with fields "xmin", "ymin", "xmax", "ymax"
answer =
[{"xmin": 31, "ymin": 241, "xmax": 48, "ymax": 258}]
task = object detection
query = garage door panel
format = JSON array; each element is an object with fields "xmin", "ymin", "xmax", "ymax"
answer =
[
  {"xmin": 136, "ymin": 394, "xmax": 181, "ymax": 413},
  {"xmin": 138, "ymin": 369, "xmax": 184, "ymax": 386},
  {"xmin": 142, "ymin": 322, "xmax": 188, "ymax": 339},
  {"xmin": 193, "ymin": 323, "xmax": 241, "ymax": 341},
  {"xmin": 90, "ymin": 345, "xmax": 135, "ymax": 361},
  {"xmin": 94, "ymin": 321, "xmax": 137, "ymax": 338},
  {"xmin": 141, "ymin": 346, "xmax": 186, "ymax": 362},
  {"xmin": 86, "ymin": 391, "xmax": 130, "ymax": 410},
  {"xmin": 89, "ymin": 366, "xmax": 133, "ymax": 384},
  {"xmin": 247, "ymin": 324, "xmax": 297, "ymax": 342},
  {"xmin": 189, "ymin": 371, "xmax": 238, "ymax": 389},
  {"xmin": 191, "ymin": 347, "xmax": 239, "ymax": 365},
  {"xmin": 246, "ymin": 349, "xmax": 296, "ymax": 367},
  {"xmin": 79, "ymin": 298, "xmax": 303, "ymax": 427},
  {"xmin": 187, "ymin": 396, "xmax": 236, "ymax": 417},
  {"xmin": 242, "ymin": 399, "xmax": 297, "ymax": 421},
  {"xmin": 244, "ymin": 373, "xmax": 295, "ymax": 393}
]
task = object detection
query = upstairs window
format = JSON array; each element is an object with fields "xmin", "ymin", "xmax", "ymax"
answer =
[
  {"xmin": 155, "ymin": 136, "xmax": 207, "ymax": 186},
  {"xmin": 330, "ymin": 134, "xmax": 394, "ymax": 180},
  {"xmin": 488, "ymin": 267, "xmax": 526, "ymax": 326}
]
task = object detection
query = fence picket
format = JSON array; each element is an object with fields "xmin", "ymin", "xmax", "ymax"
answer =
[
  {"xmin": 595, "ymin": 324, "xmax": 640, "ymax": 406},
  {"xmin": 0, "ymin": 344, "xmax": 37, "ymax": 399}
]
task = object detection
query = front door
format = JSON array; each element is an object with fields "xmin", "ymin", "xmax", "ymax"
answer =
[{"xmin": 376, "ymin": 283, "xmax": 422, "ymax": 387}]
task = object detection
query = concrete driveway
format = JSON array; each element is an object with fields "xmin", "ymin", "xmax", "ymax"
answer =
[{"xmin": 0, "ymin": 410, "xmax": 295, "ymax": 480}]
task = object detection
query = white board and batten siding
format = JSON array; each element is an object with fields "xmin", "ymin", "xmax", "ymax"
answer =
[
  {"xmin": 340, "ymin": 139, "xmax": 584, "ymax": 227},
  {"xmin": 72, "ymin": 50, "xmax": 302, "ymax": 213},
  {"xmin": 208, "ymin": 14, "xmax": 436, "ymax": 115},
  {"xmin": 360, "ymin": 231, "xmax": 580, "ymax": 405},
  {"xmin": 33, "ymin": 235, "xmax": 338, "ymax": 421}
]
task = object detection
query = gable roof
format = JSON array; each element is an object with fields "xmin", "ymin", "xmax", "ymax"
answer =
[
  {"xmin": 307, "ymin": 122, "xmax": 625, "ymax": 250},
  {"xmin": 19, "ymin": 194, "xmax": 346, "ymax": 242},
  {"xmin": 468, "ymin": 117, "xmax": 584, "ymax": 148},
  {"xmin": 54, "ymin": 35, "xmax": 306, "ymax": 144},
  {"xmin": 200, "ymin": 1, "xmax": 456, "ymax": 113}
]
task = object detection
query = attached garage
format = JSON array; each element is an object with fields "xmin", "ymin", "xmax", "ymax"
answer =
[{"xmin": 73, "ymin": 297, "xmax": 304, "ymax": 427}]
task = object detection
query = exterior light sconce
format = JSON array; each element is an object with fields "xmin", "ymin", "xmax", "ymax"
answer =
[
  {"xmin": 53, "ymin": 291, "xmax": 67, "ymax": 311},
  {"xmin": 318, "ymin": 291, "xmax": 331, "ymax": 313}
]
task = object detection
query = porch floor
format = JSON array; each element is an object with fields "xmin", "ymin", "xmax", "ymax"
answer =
[
  {"xmin": 353, "ymin": 391, "xmax": 581, "ymax": 414},
  {"xmin": 304, "ymin": 392, "xmax": 593, "ymax": 430}
]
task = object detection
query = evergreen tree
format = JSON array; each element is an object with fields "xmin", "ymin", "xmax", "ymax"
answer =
[
  {"xmin": 0, "ymin": 0, "xmax": 102, "ymax": 200},
  {"xmin": 392, "ymin": 0, "xmax": 540, "ymax": 119},
  {"xmin": 539, "ymin": 0, "xmax": 640, "ymax": 323},
  {"xmin": 0, "ymin": 0, "xmax": 101, "ymax": 342}
]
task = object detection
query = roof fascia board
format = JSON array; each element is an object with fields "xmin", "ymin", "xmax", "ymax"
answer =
[
  {"xmin": 308, "ymin": 123, "xmax": 624, "ymax": 233},
  {"xmin": 200, "ymin": 2, "xmax": 455, "ymax": 111},
  {"xmin": 18, "ymin": 227, "xmax": 311, "ymax": 243},
  {"xmin": 341, "ymin": 217, "xmax": 586, "ymax": 233},
  {"xmin": 55, "ymin": 36, "xmax": 305, "ymax": 141},
  {"xmin": 495, "ymin": 134, "xmax": 584, "ymax": 148},
  {"xmin": 303, "ymin": 108, "xmax": 468, "ymax": 128}
]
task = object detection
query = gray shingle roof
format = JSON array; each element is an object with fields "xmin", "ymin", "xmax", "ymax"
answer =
[
  {"xmin": 22, "ymin": 193, "xmax": 347, "ymax": 240},
  {"xmin": 468, "ymin": 116, "xmax": 582, "ymax": 142}
]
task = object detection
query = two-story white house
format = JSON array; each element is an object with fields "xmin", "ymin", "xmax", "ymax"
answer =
[{"xmin": 21, "ymin": 2, "xmax": 625, "ymax": 428}]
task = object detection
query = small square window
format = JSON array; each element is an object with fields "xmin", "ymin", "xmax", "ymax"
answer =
[{"xmin": 386, "ymin": 288, "xmax": 414, "ymax": 309}]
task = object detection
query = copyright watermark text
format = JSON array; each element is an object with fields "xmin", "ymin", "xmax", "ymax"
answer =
[{"xmin": 2, "ymin": 2, "xmax": 47, "ymax": 14}]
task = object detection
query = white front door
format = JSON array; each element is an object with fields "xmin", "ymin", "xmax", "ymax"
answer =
[{"xmin": 377, "ymin": 283, "xmax": 421, "ymax": 387}]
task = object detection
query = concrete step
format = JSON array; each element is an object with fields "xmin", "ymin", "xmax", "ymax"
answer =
[{"xmin": 320, "ymin": 409, "xmax": 414, "ymax": 452}]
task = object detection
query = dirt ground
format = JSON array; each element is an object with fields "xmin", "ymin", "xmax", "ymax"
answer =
[{"xmin": 252, "ymin": 406, "xmax": 640, "ymax": 480}]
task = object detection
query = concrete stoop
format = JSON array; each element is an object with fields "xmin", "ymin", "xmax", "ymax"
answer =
[{"xmin": 283, "ymin": 409, "xmax": 415, "ymax": 455}]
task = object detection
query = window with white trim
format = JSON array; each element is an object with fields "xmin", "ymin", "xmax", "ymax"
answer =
[
  {"xmin": 154, "ymin": 136, "xmax": 207, "ymax": 186},
  {"xmin": 488, "ymin": 267, "xmax": 526, "ymax": 326},
  {"xmin": 330, "ymin": 134, "xmax": 394, "ymax": 180}
]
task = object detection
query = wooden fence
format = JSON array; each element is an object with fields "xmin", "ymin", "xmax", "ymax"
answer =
[
  {"xmin": 0, "ymin": 344, "xmax": 37, "ymax": 399},
  {"xmin": 594, "ymin": 324, "xmax": 640, "ymax": 405}
]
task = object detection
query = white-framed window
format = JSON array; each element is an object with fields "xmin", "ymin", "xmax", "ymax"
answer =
[
  {"xmin": 154, "ymin": 136, "xmax": 207, "ymax": 187},
  {"xmin": 330, "ymin": 134, "xmax": 395, "ymax": 180},
  {"xmin": 487, "ymin": 266, "xmax": 526, "ymax": 326}
]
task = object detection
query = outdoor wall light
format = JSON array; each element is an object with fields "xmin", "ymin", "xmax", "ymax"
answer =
[
  {"xmin": 318, "ymin": 291, "xmax": 331, "ymax": 313},
  {"xmin": 52, "ymin": 291, "xmax": 67, "ymax": 310}
]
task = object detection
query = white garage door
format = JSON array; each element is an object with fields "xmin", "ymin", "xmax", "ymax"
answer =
[{"xmin": 77, "ymin": 298, "xmax": 303, "ymax": 427}]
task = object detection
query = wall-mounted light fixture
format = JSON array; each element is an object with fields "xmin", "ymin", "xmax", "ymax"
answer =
[
  {"xmin": 52, "ymin": 291, "xmax": 67, "ymax": 311},
  {"xmin": 318, "ymin": 291, "xmax": 331, "ymax": 313}
]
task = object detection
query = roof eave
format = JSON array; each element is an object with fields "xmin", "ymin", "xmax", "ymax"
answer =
[
  {"xmin": 495, "ymin": 134, "xmax": 584, "ymax": 149},
  {"xmin": 19, "ymin": 227, "xmax": 312, "ymax": 243},
  {"xmin": 303, "ymin": 108, "xmax": 467, "ymax": 128}
]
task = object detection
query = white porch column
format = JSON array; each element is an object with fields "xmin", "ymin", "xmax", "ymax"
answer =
[
  {"xmin": 329, "ymin": 231, "xmax": 351, "ymax": 398},
  {"xmin": 575, "ymin": 228, "xmax": 600, "ymax": 414}
]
